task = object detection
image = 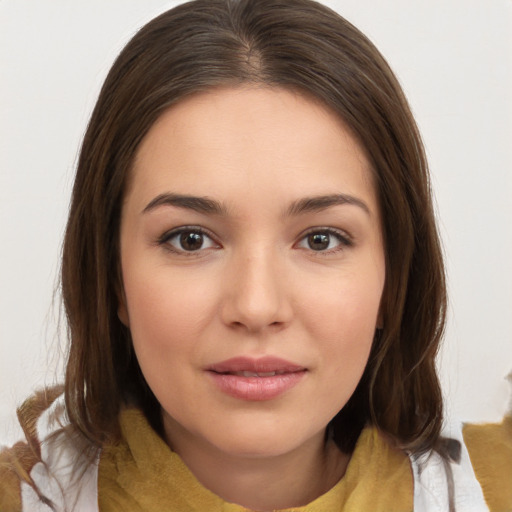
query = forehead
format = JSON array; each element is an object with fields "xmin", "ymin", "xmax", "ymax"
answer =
[{"xmin": 127, "ymin": 86, "xmax": 377, "ymax": 213}]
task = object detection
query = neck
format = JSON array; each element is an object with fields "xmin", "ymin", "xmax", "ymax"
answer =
[{"xmin": 163, "ymin": 416, "xmax": 350, "ymax": 511}]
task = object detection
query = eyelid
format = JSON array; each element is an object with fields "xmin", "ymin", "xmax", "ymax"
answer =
[
  {"xmin": 157, "ymin": 225, "xmax": 221, "ymax": 254},
  {"xmin": 156, "ymin": 225, "xmax": 353, "ymax": 255},
  {"xmin": 295, "ymin": 227, "xmax": 353, "ymax": 252}
]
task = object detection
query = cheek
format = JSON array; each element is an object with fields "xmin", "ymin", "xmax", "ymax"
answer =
[
  {"xmin": 303, "ymin": 268, "xmax": 383, "ymax": 343},
  {"xmin": 300, "ymin": 268, "xmax": 383, "ymax": 396},
  {"xmin": 122, "ymin": 265, "xmax": 219, "ymax": 360},
  {"xmin": 311, "ymin": 312, "xmax": 375, "ymax": 419}
]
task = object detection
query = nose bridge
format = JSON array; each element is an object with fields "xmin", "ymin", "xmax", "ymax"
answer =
[{"xmin": 222, "ymin": 243, "xmax": 291, "ymax": 332}]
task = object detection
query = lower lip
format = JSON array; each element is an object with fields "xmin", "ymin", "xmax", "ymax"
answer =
[{"xmin": 208, "ymin": 371, "xmax": 306, "ymax": 401}]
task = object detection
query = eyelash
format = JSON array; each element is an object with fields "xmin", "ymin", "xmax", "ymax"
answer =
[
  {"xmin": 157, "ymin": 226, "xmax": 220, "ymax": 256},
  {"xmin": 296, "ymin": 227, "xmax": 353, "ymax": 254},
  {"xmin": 157, "ymin": 226, "xmax": 353, "ymax": 255}
]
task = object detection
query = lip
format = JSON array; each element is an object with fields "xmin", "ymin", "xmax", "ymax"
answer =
[{"xmin": 206, "ymin": 356, "xmax": 307, "ymax": 401}]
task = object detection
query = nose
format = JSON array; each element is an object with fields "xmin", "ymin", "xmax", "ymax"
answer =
[{"xmin": 220, "ymin": 248, "xmax": 293, "ymax": 333}]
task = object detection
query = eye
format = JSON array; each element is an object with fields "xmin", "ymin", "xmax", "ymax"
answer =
[
  {"xmin": 296, "ymin": 229, "xmax": 352, "ymax": 252},
  {"xmin": 159, "ymin": 227, "xmax": 219, "ymax": 253}
]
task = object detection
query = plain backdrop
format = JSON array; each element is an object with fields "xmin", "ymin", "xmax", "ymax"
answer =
[{"xmin": 1, "ymin": 0, "xmax": 511, "ymax": 445}]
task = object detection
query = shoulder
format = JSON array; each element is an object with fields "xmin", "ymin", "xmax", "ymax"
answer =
[
  {"xmin": 0, "ymin": 386, "xmax": 99, "ymax": 512},
  {"xmin": 0, "ymin": 387, "xmax": 63, "ymax": 512},
  {"xmin": 463, "ymin": 415, "xmax": 512, "ymax": 512},
  {"xmin": 410, "ymin": 420, "xmax": 491, "ymax": 512},
  {"xmin": 0, "ymin": 442, "xmax": 34, "ymax": 511}
]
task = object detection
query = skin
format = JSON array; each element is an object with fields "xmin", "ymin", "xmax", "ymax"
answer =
[{"xmin": 118, "ymin": 86, "xmax": 386, "ymax": 510}]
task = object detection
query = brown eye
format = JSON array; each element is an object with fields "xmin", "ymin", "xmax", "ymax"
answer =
[
  {"xmin": 307, "ymin": 233, "xmax": 330, "ymax": 251},
  {"xmin": 180, "ymin": 231, "xmax": 204, "ymax": 251},
  {"xmin": 160, "ymin": 227, "xmax": 218, "ymax": 253},
  {"xmin": 297, "ymin": 228, "xmax": 352, "ymax": 253}
]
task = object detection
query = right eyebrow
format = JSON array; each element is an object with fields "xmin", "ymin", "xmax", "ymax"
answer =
[
  {"xmin": 142, "ymin": 193, "xmax": 228, "ymax": 216},
  {"xmin": 285, "ymin": 193, "xmax": 371, "ymax": 217}
]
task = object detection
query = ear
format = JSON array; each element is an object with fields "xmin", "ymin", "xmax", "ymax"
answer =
[
  {"xmin": 376, "ymin": 300, "xmax": 384, "ymax": 330},
  {"xmin": 115, "ymin": 269, "xmax": 130, "ymax": 327},
  {"xmin": 376, "ymin": 311, "xmax": 384, "ymax": 330},
  {"xmin": 117, "ymin": 295, "xmax": 130, "ymax": 327}
]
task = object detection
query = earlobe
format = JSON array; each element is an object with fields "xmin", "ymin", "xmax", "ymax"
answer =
[
  {"xmin": 115, "ymin": 261, "xmax": 130, "ymax": 327},
  {"xmin": 376, "ymin": 305, "xmax": 384, "ymax": 330},
  {"xmin": 116, "ymin": 278, "xmax": 130, "ymax": 327},
  {"xmin": 118, "ymin": 301, "xmax": 130, "ymax": 327},
  {"xmin": 376, "ymin": 290, "xmax": 385, "ymax": 329}
]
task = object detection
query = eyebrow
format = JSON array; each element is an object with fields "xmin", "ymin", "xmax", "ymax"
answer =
[
  {"xmin": 285, "ymin": 194, "xmax": 370, "ymax": 216},
  {"xmin": 143, "ymin": 193, "xmax": 228, "ymax": 215},
  {"xmin": 142, "ymin": 192, "xmax": 370, "ymax": 217}
]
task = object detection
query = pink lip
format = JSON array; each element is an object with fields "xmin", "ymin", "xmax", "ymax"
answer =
[{"xmin": 206, "ymin": 356, "xmax": 307, "ymax": 401}]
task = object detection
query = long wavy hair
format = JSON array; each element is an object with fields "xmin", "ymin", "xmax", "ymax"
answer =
[{"xmin": 61, "ymin": 0, "xmax": 447, "ymax": 457}]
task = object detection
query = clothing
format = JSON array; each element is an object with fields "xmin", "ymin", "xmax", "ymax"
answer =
[
  {"xmin": 97, "ymin": 409, "xmax": 414, "ymax": 512},
  {"xmin": 1, "ymin": 395, "xmax": 511, "ymax": 512}
]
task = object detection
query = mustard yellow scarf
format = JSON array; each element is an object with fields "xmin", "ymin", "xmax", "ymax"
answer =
[{"xmin": 98, "ymin": 409, "xmax": 413, "ymax": 511}]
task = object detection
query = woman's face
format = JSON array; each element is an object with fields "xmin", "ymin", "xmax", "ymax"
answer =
[{"xmin": 118, "ymin": 86, "xmax": 385, "ymax": 459}]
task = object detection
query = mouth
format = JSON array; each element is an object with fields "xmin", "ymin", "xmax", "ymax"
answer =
[
  {"xmin": 215, "ymin": 370, "xmax": 295, "ymax": 377},
  {"xmin": 207, "ymin": 355, "xmax": 306, "ymax": 375},
  {"xmin": 206, "ymin": 356, "xmax": 307, "ymax": 401}
]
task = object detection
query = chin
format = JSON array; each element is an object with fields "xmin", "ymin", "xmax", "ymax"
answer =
[{"xmin": 207, "ymin": 420, "xmax": 325, "ymax": 460}]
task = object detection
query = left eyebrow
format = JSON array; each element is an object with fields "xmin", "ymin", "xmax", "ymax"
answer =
[
  {"xmin": 285, "ymin": 194, "xmax": 371, "ymax": 217},
  {"xmin": 142, "ymin": 193, "xmax": 228, "ymax": 215}
]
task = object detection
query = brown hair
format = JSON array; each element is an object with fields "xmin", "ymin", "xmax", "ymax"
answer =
[{"xmin": 62, "ymin": 0, "xmax": 446, "ymax": 456}]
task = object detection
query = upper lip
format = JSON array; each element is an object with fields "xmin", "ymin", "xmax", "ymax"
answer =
[{"xmin": 207, "ymin": 356, "xmax": 306, "ymax": 374}]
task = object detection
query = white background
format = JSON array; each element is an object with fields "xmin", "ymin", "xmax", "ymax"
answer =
[{"xmin": 1, "ymin": 0, "xmax": 511, "ymax": 445}]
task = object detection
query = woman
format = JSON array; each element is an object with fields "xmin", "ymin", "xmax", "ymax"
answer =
[{"xmin": 1, "ymin": 0, "xmax": 510, "ymax": 510}]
